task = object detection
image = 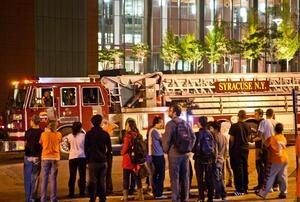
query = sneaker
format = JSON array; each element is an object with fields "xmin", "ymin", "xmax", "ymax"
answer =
[
  {"xmin": 155, "ymin": 195, "xmax": 168, "ymax": 199},
  {"xmin": 269, "ymin": 188, "xmax": 274, "ymax": 193},
  {"xmin": 233, "ymin": 191, "xmax": 244, "ymax": 196},
  {"xmin": 255, "ymin": 190, "xmax": 266, "ymax": 199},
  {"xmin": 222, "ymin": 197, "xmax": 228, "ymax": 200},
  {"xmin": 273, "ymin": 186, "xmax": 280, "ymax": 191},
  {"xmin": 278, "ymin": 194, "xmax": 286, "ymax": 199}
]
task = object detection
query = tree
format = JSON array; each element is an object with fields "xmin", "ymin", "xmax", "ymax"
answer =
[
  {"xmin": 160, "ymin": 31, "xmax": 180, "ymax": 71},
  {"xmin": 131, "ymin": 43, "xmax": 150, "ymax": 63},
  {"xmin": 111, "ymin": 49, "xmax": 124, "ymax": 69},
  {"xmin": 98, "ymin": 48, "xmax": 124, "ymax": 70},
  {"xmin": 242, "ymin": 9, "xmax": 266, "ymax": 72},
  {"xmin": 273, "ymin": 0, "xmax": 299, "ymax": 72},
  {"xmin": 205, "ymin": 24, "xmax": 227, "ymax": 73},
  {"xmin": 178, "ymin": 34, "xmax": 205, "ymax": 72},
  {"xmin": 98, "ymin": 49, "xmax": 113, "ymax": 70},
  {"xmin": 224, "ymin": 39, "xmax": 242, "ymax": 73}
]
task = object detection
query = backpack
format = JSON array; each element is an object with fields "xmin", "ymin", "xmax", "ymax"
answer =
[
  {"xmin": 196, "ymin": 129, "xmax": 216, "ymax": 158},
  {"xmin": 173, "ymin": 120, "xmax": 195, "ymax": 153},
  {"xmin": 129, "ymin": 133, "xmax": 147, "ymax": 165}
]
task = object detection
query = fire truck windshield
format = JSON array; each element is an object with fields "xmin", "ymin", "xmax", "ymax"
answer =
[{"xmin": 7, "ymin": 84, "xmax": 28, "ymax": 110}]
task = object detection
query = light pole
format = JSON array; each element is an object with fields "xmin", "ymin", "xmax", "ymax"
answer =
[{"xmin": 206, "ymin": 25, "xmax": 215, "ymax": 73}]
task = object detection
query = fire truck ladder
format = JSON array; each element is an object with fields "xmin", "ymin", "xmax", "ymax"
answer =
[
  {"xmin": 101, "ymin": 72, "xmax": 163, "ymax": 109},
  {"xmin": 161, "ymin": 73, "xmax": 300, "ymax": 97}
]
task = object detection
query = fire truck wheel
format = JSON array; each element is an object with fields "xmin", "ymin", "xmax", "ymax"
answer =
[{"xmin": 59, "ymin": 127, "xmax": 73, "ymax": 160}]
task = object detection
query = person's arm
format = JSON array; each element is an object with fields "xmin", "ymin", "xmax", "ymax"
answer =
[
  {"xmin": 148, "ymin": 129, "xmax": 153, "ymax": 156},
  {"xmin": 162, "ymin": 122, "xmax": 173, "ymax": 153},
  {"xmin": 121, "ymin": 134, "xmax": 130, "ymax": 155},
  {"xmin": 106, "ymin": 132, "xmax": 112, "ymax": 157},
  {"xmin": 39, "ymin": 132, "xmax": 44, "ymax": 145},
  {"xmin": 84, "ymin": 133, "xmax": 90, "ymax": 160},
  {"xmin": 228, "ymin": 126, "xmax": 234, "ymax": 150}
]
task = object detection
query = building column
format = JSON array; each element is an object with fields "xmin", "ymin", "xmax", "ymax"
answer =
[
  {"xmin": 197, "ymin": 0, "xmax": 205, "ymax": 43},
  {"xmin": 145, "ymin": 0, "xmax": 152, "ymax": 73}
]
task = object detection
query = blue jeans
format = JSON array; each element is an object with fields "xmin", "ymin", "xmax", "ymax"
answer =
[
  {"xmin": 24, "ymin": 156, "xmax": 41, "ymax": 202},
  {"xmin": 152, "ymin": 155, "xmax": 165, "ymax": 197},
  {"xmin": 168, "ymin": 155, "xmax": 189, "ymax": 202},
  {"xmin": 88, "ymin": 162, "xmax": 107, "ymax": 202},
  {"xmin": 41, "ymin": 160, "xmax": 59, "ymax": 202},
  {"xmin": 214, "ymin": 165, "xmax": 227, "ymax": 199}
]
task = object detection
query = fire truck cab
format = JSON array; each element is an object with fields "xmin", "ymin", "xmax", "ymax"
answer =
[{"xmin": 5, "ymin": 77, "xmax": 109, "ymax": 152}]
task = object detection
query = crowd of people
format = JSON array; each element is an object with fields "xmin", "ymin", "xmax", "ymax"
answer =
[{"xmin": 23, "ymin": 104, "xmax": 291, "ymax": 202}]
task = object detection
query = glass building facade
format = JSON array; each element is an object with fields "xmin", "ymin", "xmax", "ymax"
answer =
[{"xmin": 98, "ymin": 0, "xmax": 300, "ymax": 73}]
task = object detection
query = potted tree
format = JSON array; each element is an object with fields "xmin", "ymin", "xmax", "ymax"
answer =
[
  {"xmin": 205, "ymin": 23, "xmax": 227, "ymax": 73},
  {"xmin": 273, "ymin": 0, "xmax": 299, "ymax": 72},
  {"xmin": 131, "ymin": 43, "xmax": 150, "ymax": 73},
  {"xmin": 178, "ymin": 34, "xmax": 205, "ymax": 73},
  {"xmin": 98, "ymin": 48, "xmax": 114, "ymax": 70},
  {"xmin": 242, "ymin": 9, "xmax": 266, "ymax": 73},
  {"xmin": 160, "ymin": 31, "xmax": 180, "ymax": 71}
]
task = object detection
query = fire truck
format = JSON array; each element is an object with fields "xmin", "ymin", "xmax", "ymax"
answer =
[{"xmin": 4, "ymin": 72, "xmax": 300, "ymax": 153}]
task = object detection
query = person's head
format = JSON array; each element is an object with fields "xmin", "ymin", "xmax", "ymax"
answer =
[
  {"xmin": 72, "ymin": 121, "xmax": 82, "ymax": 136},
  {"xmin": 125, "ymin": 119, "xmax": 139, "ymax": 133},
  {"xmin": 47, "ymin": 119, "xmax": 57, "ymax": 132},
  {"xmin": 91, "ymin": 114, "xmax": 103, "ymax": 127},
  {"xmin": 274, "ymin": 123, "xmax": 284, "ymax": 135},
  {"xmin": 152, "ymin": 116, "xmax": 163, "ymax": 129},
  {"xmin": 208, "ymin": 121, "xmax": 221, "ymax": 133},
  {"xmin": 198, "ymin": 116, "xmax": 208, "ymax": 129},
  {"xmin": 238, "ymin": 110, "xmax": 247, "ymax": 121},
  {"xmin": 44, "ymin": 91, "xmax": 50, "ymax": 98},
  {"xmin": 30, "ymin": 115, "xmax": 40, "ymax": 127},
  {"xmin": 168, "ymin": 104, "xmax": 181, "ymax": 119},
  {"xmin": 254, "ymin": 109, "xmax": 264, "ymax": 120},
  {"xmin": 266, "ymin": 108, "xmax": 275, "ymax": 119}
]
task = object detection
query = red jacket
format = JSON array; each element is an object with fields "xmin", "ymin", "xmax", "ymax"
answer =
[{"xmin": 121, "ymin": 131, "xmax": 140, "ymax": 171}]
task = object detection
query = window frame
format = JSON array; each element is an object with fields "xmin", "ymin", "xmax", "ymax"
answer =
[
  {"xmin": 81, "ymin": 86, "xmax": 105, "ymax": 106},
  {"xmin": 60, "ymin": 87, "xmax": 77, "ymax": 107}
]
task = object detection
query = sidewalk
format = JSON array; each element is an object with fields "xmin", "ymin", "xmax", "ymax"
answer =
[{"xmin": 0, "ymin": 147, "xmax": 297, "ymax": 202}]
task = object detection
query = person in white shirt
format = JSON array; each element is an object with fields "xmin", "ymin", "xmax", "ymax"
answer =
[
  {"xmin": 66, "ymin": 121, "xmax": 86, "ymax": 198},
  {"xmin": 257, "ymin": 108, "xmax": 279, "ymax": 192}
]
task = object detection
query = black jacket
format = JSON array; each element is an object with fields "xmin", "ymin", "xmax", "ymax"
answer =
[{"xmin": 84, "ymin": 126, "xmax": 112, "ymax": 163}]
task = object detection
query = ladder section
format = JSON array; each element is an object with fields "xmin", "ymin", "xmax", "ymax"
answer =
[{"xmin": 162, "ymin": 73, "xmax": 300, "ymax": 97}]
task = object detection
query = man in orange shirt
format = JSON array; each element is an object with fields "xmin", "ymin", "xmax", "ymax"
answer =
[
  {"xmin": 257, "ymin": 123, "xmax": 288, "ymax": 199},
  {"xmin": 39, "ymin": 120, "xmax": 62, "ymax": 202}
]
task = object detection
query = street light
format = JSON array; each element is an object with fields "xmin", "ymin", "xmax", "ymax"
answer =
[
  {"xmin": 273, "ymin": 18, "xmax": 283, "ymax": 27},
  {"xmin": 206, "ymin": 25, "xmax": 214, "ymax": 32},
  {"xmin": 206, "ymin": 25, "xmax": 215, "ymax": 73}
]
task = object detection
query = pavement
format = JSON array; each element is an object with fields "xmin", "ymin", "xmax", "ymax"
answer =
[{"xmin": 0, "ymin": 147, "xmax": 298, "ymax": 202}]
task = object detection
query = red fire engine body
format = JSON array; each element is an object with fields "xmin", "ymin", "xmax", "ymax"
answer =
[{"xmin": 4, "ymin": 72, "xmax": 300, "ymax": 152}]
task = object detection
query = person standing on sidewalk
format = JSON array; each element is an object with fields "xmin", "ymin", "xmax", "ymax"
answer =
[
  {"xmin": 66, "ymin": 121, "xmax": 86, "ymax": 198},
  {"xmin": 220, "ymin": 121, "xmax": 233, "ymax": 188},
  {"xmin": 102, "ymin": 119, "xmax": 118, "ymax": 196},
  {"xmin": 229, "ymin": 110, "xmax": 251, "ymax": 196},
  {"xmin": 121, "ymin": 119, "xmax": 144, "ymax": 201},
  {"xmin": 148, "ymin": 116, "xmax": 167, "ymax": 199},
  {"xmin": 252, "ymin": 109, "xmax": 265, "ymax": 191},
  {"xmin": 210, "ymin": 121, "xmax": 227, "ymax": 201},
  {"xmin": 85, "ymin": 114, "xmax": 112, "ymax": 202},
  {"xmin": 24, "ymin": 115, "xmax": 43, "ymax": 202},
  {"xmin": 257, "ymin": 123, "xmax": 288, "ymax": 199},
  {"xmin": 162, "ymin": 104, "xmax": 195, "ymax": 202},
  {"xmin": 257, "ymin": 108, "xmax": 278, "ymax": 192},
  {"xmin": 39, "ymin": 120, "xmax": 62, "ymax": 202},
  {"xmin": 193, "ymin": 117, "xmax": 216, "ymax": 202}
]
